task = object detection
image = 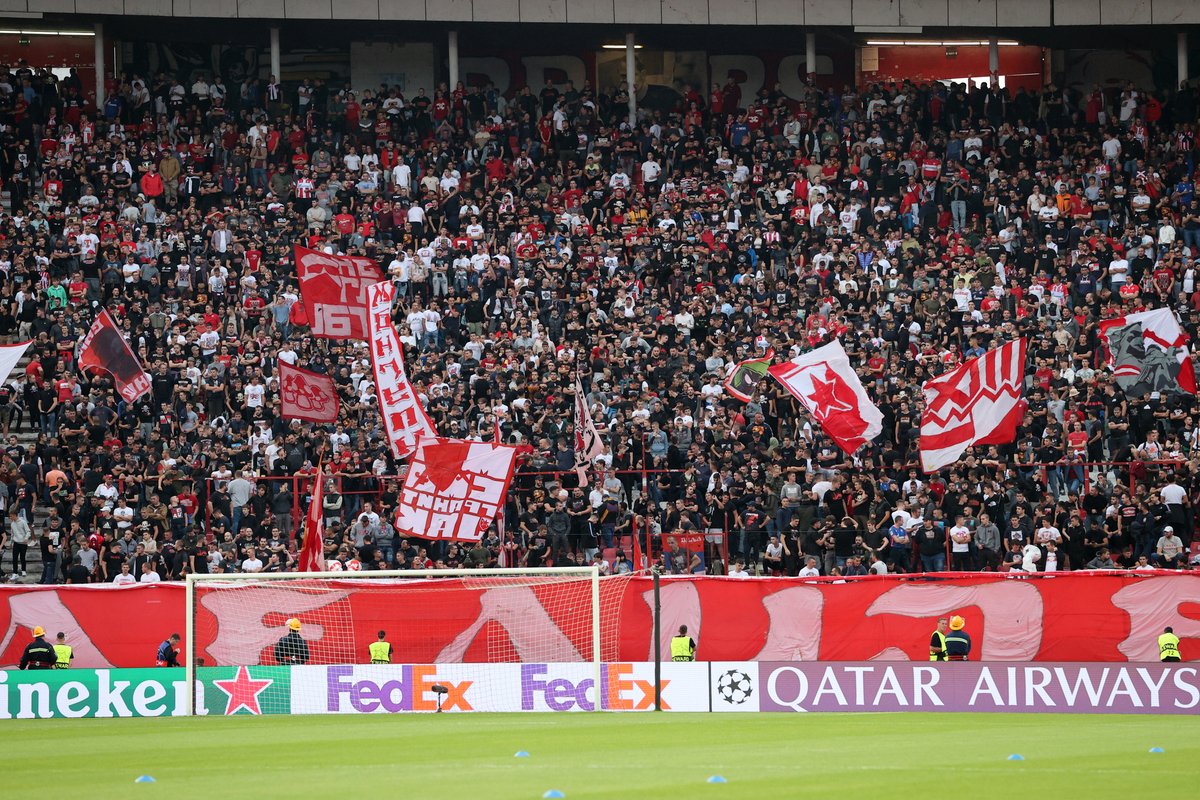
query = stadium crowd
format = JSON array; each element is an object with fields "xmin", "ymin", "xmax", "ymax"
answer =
[{"xmin": 2, "ymin": 61, "xmax": 1200, "ymax": 583}]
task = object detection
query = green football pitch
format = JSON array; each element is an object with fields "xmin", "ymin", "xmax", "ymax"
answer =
[{"xmin": 4, "ymin": 713, "xmax": 1196, "ymax": 799}]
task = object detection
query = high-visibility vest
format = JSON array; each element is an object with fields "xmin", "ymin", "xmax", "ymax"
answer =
[
  {"xmin": 1159, "ymin": 632, "xmax": 1181, "ymax": 661},
  {"xmin": 670, "ymin": 636, "xmax": 694, "ymax": 662},
  {"xmin": 368, "ymin": 640, "xmax": 391, "ymax": 664},
  {"xmin": 54, "ymin": 644, "xmax": 72, "ymax": 669},
  {"xmin": 930, "ymin": 631, "xmax": 947, "ymax": 661}
]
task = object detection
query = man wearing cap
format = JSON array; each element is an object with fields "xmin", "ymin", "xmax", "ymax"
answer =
[
  {"xmin": 20, "ymin": 626, "xmax": 57, "ymax": 669},
  {"xmin": 945, "ymin": 616, "xmax": 972, "ymax": 661},
  {"xmin": 274, "ymin": 618, "xmax": 310, "ymax": 665},
  {"xmin": 1156, "ymin": 525, "xmax": 1185, "ymax": 569},
  {"xmin": 156, "ymin": 633, "xmax": 181, "ymax": 667}
]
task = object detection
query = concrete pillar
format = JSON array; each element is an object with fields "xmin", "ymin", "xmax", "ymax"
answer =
[
  {"xmin": 1180, "ymin": 32, "xmax": 1189, "ymax": 89},
  {"xmin": 806, "ymin": 32, "xmax": 816, "ymax": 84},
  {"xmin": 1043, "ymin": 48, "xmax": 1052, "ymax": 86},
  {"xmin": 94, "ymin": 22, "xmax": 105, "ymax": 111},
  {"xmin": 626, "ymin": 32, "xmax": 637, "ymax": 125},
  {"xmin": 988, "ymin": 35, "xmax": 999, "ymax": 88},
  {"xmin": 270, "ymin": 27, "xmax": 281, "ymax": 87},
  {"xmin": 448, "ymin": 30, "xmax": 459, "ymax": 90}
]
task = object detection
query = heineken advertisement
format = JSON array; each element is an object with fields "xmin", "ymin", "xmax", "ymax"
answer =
[{"xmin": 0, "ymin": 666, "xmax": 291, "ymax": 719}]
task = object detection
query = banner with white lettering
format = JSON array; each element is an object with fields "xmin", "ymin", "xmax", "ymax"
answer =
[
  {"xmin": 393, "ymin": 437, "xmax": 522, "ymax": 542},
  {"xmin": 296, "ymin": 245, "xmax": 386, "ymax": 340},
  {"xmin": 744, "ymin": 662, "xmax": 1199, "ymax": 714},
  {"xmin": 365, "ymin": 279, "xmax": 437, "ymax": 459}
]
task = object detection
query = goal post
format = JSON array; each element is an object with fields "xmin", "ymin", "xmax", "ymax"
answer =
[{"xmin": 184, "ymin": 566, "xmax": 614, "ymax": 716}]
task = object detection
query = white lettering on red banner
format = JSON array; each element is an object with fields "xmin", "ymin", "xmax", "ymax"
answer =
[
  {"xmin": 395, "ymin": 437, "xmax": 520, "ymax": 543},
  {"xmin": 296, "ymin": 245, "xmax": 385, "ymax": 340},
  {"xmin": 366, "ymin": 280, "xmax": 437, "ymax": 459}
]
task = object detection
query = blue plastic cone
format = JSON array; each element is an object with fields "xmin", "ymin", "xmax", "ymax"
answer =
[
  {"xmin": 134, "ymin": 776, "xmax": 156, "ymax": 783},
  {"xmin": 515, "ymin": 751, "xmax": 531, "ymax": 757},
  {"xmin": 1006, "ymin": 754, "xmax": 1025, "ymax": 761},
  {"xmin": 1149, "ymin": 747, "xmax": 1165, "ymax": 753},
  {"xmin": 543, "ymin": 791, "xmax": 566, "ymax": 799},
  {"xmin": 707, "ymin": 775, "xmax": 728, "ymax": 784}
]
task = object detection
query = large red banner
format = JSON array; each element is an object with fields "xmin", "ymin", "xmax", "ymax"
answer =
[
  {"xmin": 295, "ymin": 245, "xmax": 385, "ymax": 340},
  {"xmin": 2, "ymin": 574, "xmax": 1197, "ymax": 669}
]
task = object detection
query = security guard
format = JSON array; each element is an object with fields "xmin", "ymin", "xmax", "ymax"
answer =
[
  {"xmin": 53, "ymin": 632, "xmax": 73, "ymax": 669},
  {"xmin": 19, "ymin": 626, "xmax": 56, "ymax": 669},
  {"xmin": 946, "ymin": 616, "xmax": 972, "ymax": 661},
  {"xmin": 929, "ymin": 617, "xmax": 949, "ymax": 661},
  {"xmin": 670, "ymin": 625, "xmax": 696, "ymax": 662},
  {"xmin": 274, "ymin": 618, "xmax": 310, "ymax": 665},
  {"xmin": 369, "ymin": 630, "xmax": 392, "ymax": 664},
  {"xmin": 1160, "ymin": 627, "xmax": 1181, "ymax": 662},
  {"xmin": 156, "ymin": 634, "xmax": 182, "ymax": 667}
]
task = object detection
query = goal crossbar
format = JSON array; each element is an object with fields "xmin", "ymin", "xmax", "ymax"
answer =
[{"xmin": 184, "ymin": 566, "xmax": 602, "ymax": 715}]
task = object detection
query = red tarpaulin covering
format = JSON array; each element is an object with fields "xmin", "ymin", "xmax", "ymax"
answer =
[{"xmin": 1, "ymin": 574, "xmax": 1196, "ymax": 669}]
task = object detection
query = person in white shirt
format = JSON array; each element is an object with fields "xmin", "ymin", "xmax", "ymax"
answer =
[
  {"xmin": 798, "ymin": 557, "xmax": 821, "ymax": 578},
  {"xmin": 727, "ymin": 560, "xmax": 750, "ymax": 578},
  {"xmin": 113, "ymin": 563, "xmax": 138, "ymax": 585},
  {"xmin": 244, "ymin": 376, "xmax": 265, "ymax": 408},
  {"xmin": 139, "ymin": 563, "xmax": 162, "ymax": 583},
  {"xmin": 240, "ymin": 548, "xmax": 263, "ymax": 573}
]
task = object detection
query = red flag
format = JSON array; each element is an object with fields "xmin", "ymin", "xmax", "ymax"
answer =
[
  {"xmin": 298, "ymin": 470, "xmax": 325, "ymax": 572},
  {"xmin": 394, "ymin": 437, "xmax": 521, "ymax": 543},
  {"xmin": 77, "ymin": 310, "xmax": 151, "ymax": 403},
  {"xmin": 295, "ymin": 245, "xmax": 385, "ymax": 340},
  {"xmin": 574, "ymin": 375, "xmax": 605, "ymax": 487},
  {"xmin": 278, "ymin": 359, "xmax": 339, "ymax": 424},
  {"xmin": 767, "ymin": 340, "xmax": 883, "ymax": 455},
  {"xmin": 919, "ymin": 338, "xmax": 1026, "ymax": 473},
  {"xmin": 366, "ymin": 279, "xmax": 438, "ymax": 459}
]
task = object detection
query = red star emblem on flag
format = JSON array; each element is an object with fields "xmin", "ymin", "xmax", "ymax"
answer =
[
  {"xmin": 213, "ymin": 665, "xmax": 273, "ymax": 715},
  {"xmin": 807, "ymin": 372, "xmax": 856, "ymax": 419}
]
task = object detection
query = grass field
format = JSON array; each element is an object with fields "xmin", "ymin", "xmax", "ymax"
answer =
[{"xmin": 4, "ymin": 713, "xmax": 1196, "ymax": 799}]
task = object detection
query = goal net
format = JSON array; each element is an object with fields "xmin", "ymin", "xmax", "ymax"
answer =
[{"xmin": 185, "ymin": 567, "xmax": 630, "ymax": 715}]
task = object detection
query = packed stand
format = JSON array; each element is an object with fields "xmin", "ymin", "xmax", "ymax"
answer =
[{"xmin": 1, "ymin": 61, "xmax": 1199, "ymax": 583}]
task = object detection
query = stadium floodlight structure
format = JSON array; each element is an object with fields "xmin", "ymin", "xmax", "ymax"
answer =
[{"xmin": 185, "ymin": 567, "xmax": 621, "ymax": 716}]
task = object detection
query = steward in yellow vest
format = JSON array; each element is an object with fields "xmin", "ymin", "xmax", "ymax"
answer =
[
  {"xmin": 670, "ymin": 625, "xmax": 696, "ymax": 662},
  {"xmin": 929, "ymin": 618, "xmax": 949, "ymax": 661},
  {"xmin": 1160, "ymin": 627, "xmax": 1181, "ymax": 662},
  {"xmin": 369, "ymin": 631, "xmax": 392, "ymax": 664},
  {"xmin": 54, "ymin": 632, "xmax": 73, "ymax": 669}
]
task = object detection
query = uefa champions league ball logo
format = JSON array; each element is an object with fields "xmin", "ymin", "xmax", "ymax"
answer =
[{"xmin": 716, "ymin": 669, "xmax": 753, "ymax": 705}]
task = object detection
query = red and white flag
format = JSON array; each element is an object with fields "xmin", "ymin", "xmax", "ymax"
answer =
[
  {"xmin": 574, "ymin": 375, "xmax": 605, "ymax": 487},
  {"xmin": 279, "ymin": 359, "xmax": 339, "ymax": 424},
  {"xmin": 295, "ymin": 245, "xmax": 386, "ymax": 340},
  {"xmin": 298, "ymin": 470, "xmax": 325, "ymax": 572},
  {"xmin": 919, "ymin": 338, "xmax": 1027, "ymax": 473},
  {"xmin": 767, "ymin": 340, "xmax": 883, "ymax": 455},
  {"xmin": 366, "ymin": 279, "xmax": 438, "ymax": 459},
  {"xmin": 394, "ymin": 437, "xmax": 522, "ymax": 543},
  {"xmin": 77, "ymin": 310, "xmax": 152, "ymax": 403},
  {"xmin": 1098, "ymin": 307, "xmax": 1196, "ymax": 395}
]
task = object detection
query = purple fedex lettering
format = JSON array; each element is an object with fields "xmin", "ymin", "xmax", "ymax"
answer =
[
  {"xmin": 521, "ymin": 664, "xmax": 607, "ymax": 711},
  {"xmin": 328, "ymin": 665, "xmax": 413, "ymax": 713}
]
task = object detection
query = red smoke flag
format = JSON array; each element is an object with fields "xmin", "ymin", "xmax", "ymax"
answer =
[
  {"xmin": 394, "ymin": 437, "xmax": 522, "ymax": 543},
  {"xmin": 298, "ymin": 469, "xmax": 325, "ymax": 572},
  {"xmin": 366, "ymin": 279, "xmax": 438, "ymax": 459},
  {"xmin": 295, "ymin": 245, "xmax": 386, "ymax": 340},
  {"xmin": 574, "ymin": 375, "xmax": 605, "ymax": 487},
  {"xmin": 768, "ymin": 340, "xmax": 883, "ymax": 455},
  {"xmin": 279, "ymin": 359, "xmax": 339, "ymax": 424},
  {"xmin": 77, "ymin": 310, "xmax": 152, "ymax": 403},
  {"xmin": 919, "ymin": 338, "xmax": 1027, "ymax": 473}
]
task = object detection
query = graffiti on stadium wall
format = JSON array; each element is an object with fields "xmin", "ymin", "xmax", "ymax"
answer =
[{"xmin": 1, "ymin": 575, "xmax": 1198, "ymax": 672}]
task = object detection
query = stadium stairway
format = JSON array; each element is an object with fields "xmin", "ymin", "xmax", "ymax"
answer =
[{"xmin": 6, "ymin": 352, "xmax": 53, "ymax": 584}]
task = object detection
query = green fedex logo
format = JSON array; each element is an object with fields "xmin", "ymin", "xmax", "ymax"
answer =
[{"xmin": 0, "ymin": 669, "xmax": 187, "ymax": 719}]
